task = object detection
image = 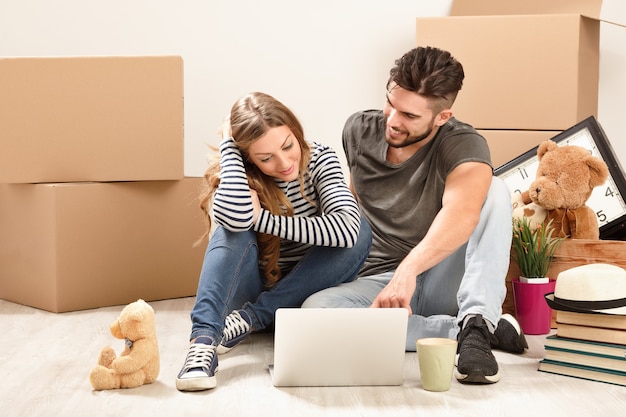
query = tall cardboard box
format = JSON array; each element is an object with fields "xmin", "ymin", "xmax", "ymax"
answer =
[
  {"xmin": 416, "ymin": 0, "xmax": 626, "ymax": 130},
  {"xmin": 416, "ymin": 14, "xmax": 599, "ymax": 130},
  {"xmin": 0, "ymin": 177, "xmax": 206, "ymax": 312},
  {"xmin": 450, "ymin": 0, "xmax": 622, "ymax": 21},
  {"xmin": 479, "ymin": 130, "xmax": 561, "ymax": 168},
  {"xmin": 0, "ymin": 56, "xmax": 184, "ymax": 183}
]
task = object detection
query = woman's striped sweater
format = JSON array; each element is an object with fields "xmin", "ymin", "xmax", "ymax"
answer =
[{"xmin": 212, "ymin": 137, "xmax": 361, "ymax": 271}]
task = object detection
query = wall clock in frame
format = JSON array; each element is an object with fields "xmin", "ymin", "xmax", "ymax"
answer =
[{"xmin": 494, "ymin": 116, "xmax": 626, "ymax": 240}]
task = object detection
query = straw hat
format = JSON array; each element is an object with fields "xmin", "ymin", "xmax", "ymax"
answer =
[{"xmin": 544, "ymin": 263, "xmax": 626, "ymax": 315}]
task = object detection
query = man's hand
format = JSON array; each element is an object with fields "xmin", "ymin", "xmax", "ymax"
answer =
[{"xmin": 371, "ymin": 264, "xmax": 417, "ymax": 315}]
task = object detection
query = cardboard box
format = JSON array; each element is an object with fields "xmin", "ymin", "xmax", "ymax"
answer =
[
  {"xmin": 0, "ymin": 178, "xmax": 206, "ymax": 312},
  {"xmin": 0, "ymin": 56, "xmax": 184, "ymax": 183},
  {"xmin": 417, "ymin": 1, "xmax": 625, "ymax": 130},
  {"xmin": 503, "ymin": 239, "xmax": 626, "ymax": 326},
  {"xmin": 450, "ymin": 0, "xmax": 625, "ymax": 26},
  {"xmin": 479, "ymin": 130, "xmax": 561, "ymax": 169},
  {"xmin": 416, "ymin": 14, "xmax": 600, "ymax": 130}
]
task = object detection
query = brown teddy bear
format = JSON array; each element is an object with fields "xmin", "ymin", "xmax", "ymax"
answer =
[
  {"xmin": 514, "ymin": 140, "xmax": 609, "ymax": 239},
  {"xmin": 512, "ymin": 192, "xmax": 547, "ymax": 231},
  {"xmin": 89, "ymin": 299, "xmax": 160, "ymax": 390}
]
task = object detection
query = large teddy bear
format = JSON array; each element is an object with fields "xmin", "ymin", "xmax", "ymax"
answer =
[
  {"xmin": 512, "ymin": 139, "xmax": 609, "ymax": 239},
  {"xmin": 89, "ymin": 299, "xmax": 160, "ymax": 390}
]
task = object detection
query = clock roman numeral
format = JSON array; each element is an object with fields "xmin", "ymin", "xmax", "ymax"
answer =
[{"xmin": 518, "ymin": 167, "xmax": 529, "ymax": 180}]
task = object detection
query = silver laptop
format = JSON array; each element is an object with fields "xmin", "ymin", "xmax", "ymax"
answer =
[{"xmin": 270, "ymin": 307, "xmax": 408, "ymax": 387}]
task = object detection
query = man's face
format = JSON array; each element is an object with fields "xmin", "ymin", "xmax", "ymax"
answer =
[{"xmin": 382, "ymin": 83, "xmax": 438, "ymax": 149}]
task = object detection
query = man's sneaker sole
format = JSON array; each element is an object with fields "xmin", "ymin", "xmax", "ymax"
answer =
[
  {"xmin": 454, "ymin": 366, "xmax": 501, "ymax": 384},
  {"xmin": 454, "ymin": 353, "xmax": 501, "ymax": 384}
]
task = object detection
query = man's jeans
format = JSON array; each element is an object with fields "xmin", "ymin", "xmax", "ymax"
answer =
[{"xmin": 302, "ymin": 178, "xmax": 512, "ymax": 351}]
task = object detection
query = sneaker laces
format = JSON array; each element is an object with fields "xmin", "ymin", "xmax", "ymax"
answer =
[
  {"xmin": 223, "ymin": 311, "xmax": 251, "ymax": 343},
  {"xmin": 458, "ymin": 315, "xmax": 497, "ymax": 353},
  {"xmin": 181, "ymin": 342, "xmax": 216, "ymax": 373},
  {"xmin": 455, "ymin": 315, "xmax": 501, "ymax": 383}
]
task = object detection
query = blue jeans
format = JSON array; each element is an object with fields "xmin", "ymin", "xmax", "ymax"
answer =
[
  {"xmin": 302, "ymin": 177, "xmax": 512, "ymax": 351},
  {"xmin": 189, "ymin": 217, "xmax": 372, "ymax": 342}
]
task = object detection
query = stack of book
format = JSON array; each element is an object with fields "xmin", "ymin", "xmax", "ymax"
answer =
[{"xmin": 538, "ymin": 310, "xmax": 626, "ymax": 386}]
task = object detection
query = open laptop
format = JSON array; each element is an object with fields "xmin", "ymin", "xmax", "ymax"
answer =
[{"xmin": 269, "ymin": 307, "xmax": 408, "ymax": 387}]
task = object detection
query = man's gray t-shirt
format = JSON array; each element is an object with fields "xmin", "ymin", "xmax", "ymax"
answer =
[{"xmin": 342, "ymin": 110, "xmax": 492, "ymax": 276}]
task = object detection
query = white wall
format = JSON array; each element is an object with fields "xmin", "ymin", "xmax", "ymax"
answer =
[
  {"xmin": 1, "ymin": 0, "xmax": 625, "ymax": 177},
  {"xmin": 599, "ymin": 20, "xmax": 626, "ymax": 170}
]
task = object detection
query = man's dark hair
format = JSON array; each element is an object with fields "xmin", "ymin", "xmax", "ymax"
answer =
[{"xmin": 387, "ymin": 46, "xmax": 464, "ymax": 113}]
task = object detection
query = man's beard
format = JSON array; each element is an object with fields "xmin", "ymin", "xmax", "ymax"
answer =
[{"xmin": 385, "ymin": 121, "xmax": 434, "ymax": 149}]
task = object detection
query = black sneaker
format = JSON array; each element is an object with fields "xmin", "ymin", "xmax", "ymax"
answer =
[
  {"xmin": 454, "ymin": 314, "xmax": 500, "ymax": 384},
  {"xmin": 176, "ymin": 336, "xmax": 218, "ymax": 391},
  {"xmin": 492, "ymin": 313, "xmax": 528, "ymax": 354},
  {"xmin": 217, "ymin": 310, "xmax": 252, "ymax": 354}
]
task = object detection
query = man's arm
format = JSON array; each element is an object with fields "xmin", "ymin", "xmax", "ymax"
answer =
[{"xmin": 371, "ymin": 161, "xmax": 493, "ymax": 313}]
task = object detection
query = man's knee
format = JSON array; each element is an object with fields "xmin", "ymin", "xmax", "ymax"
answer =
[{"xmin": 301, "ymin": 289, "xmax": 336, "ymax": 308}]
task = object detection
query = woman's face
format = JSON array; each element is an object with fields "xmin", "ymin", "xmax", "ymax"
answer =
[{"xmin": 247, "ymin": 125, "xmax": 302, "ymax": 182}]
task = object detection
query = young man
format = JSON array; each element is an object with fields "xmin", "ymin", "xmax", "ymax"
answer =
[{"xmin": 303, "ymin": 46, "xmax": 527, "ymax": 384}]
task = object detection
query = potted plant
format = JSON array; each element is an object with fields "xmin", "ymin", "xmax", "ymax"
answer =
[
  {"xmin": 510, "ymin": 217, "xmax": 565, "ymax": 335},
  {"xmin": 511, "ymin": 217, "xmax": 564, "ymax": 283}
]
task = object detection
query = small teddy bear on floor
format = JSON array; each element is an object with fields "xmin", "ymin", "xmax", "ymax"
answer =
[{"xmin": 89, "ymin": 299, "xmax": 160, "ymax": 390}]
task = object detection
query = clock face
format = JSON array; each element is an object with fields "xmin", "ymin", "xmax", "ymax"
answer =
[{"xmin": 494, "ymin": 116, "xmax": 626, "ymax": 240}]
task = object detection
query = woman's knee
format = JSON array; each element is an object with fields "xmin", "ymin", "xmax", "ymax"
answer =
[
  {"xmin": 206, "ymin": 227, "xmax": 258, "ymax": 257},
  {"xmin": 346, "ymin": 217, "xmax": 372, "ymax": 261},
  {"xmin": 357, "ymin": 216, "xmax": 373, "ymax": 250}
]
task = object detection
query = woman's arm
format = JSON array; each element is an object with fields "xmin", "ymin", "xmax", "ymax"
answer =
[
  {"xmin": 211, "ymin": 137, "xmax": 256, "ymax": 232},
  {"xmin": 254, "ymin": 144, "xmax": 361, "ymax": 247}
]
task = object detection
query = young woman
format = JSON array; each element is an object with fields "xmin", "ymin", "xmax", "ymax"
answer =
[{"xmin": 176, "ymin": 92, "xmax": 372, "ymax": 391}]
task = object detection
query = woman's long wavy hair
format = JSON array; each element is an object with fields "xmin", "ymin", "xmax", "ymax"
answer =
[{"xmin": 198, "ymin": 92, "xmax": 313, "ymax": 287}]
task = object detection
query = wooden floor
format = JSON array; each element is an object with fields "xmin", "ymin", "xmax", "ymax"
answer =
[{"xmin": 2, "ymin": 297, "xmax": 624, "ymax": 417}]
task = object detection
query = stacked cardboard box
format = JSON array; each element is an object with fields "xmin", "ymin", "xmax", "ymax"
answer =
[
  {"xmin": 416, "ymin": 0, "xmax": 625, "ymax": 168},
  {"xmin": 0, "ymin": 56, "xmax": 206, "ymax": 312}
]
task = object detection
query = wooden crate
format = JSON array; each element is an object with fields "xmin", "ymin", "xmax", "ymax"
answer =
[{"xmin": 503, "ymin": 239, "xmax": 626, "ymax": 326}]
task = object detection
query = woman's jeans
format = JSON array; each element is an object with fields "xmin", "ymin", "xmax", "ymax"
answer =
[
  {"xmin": 302, "ymin": 177, "xmax": 512, "ymax": 351},
  {"xmin": 189, "ymin": 217, "xmax": 372, "ymax": 342}
]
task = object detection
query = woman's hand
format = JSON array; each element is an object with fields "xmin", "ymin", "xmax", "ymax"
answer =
[{"xmin": 249, "ymin": 188, "xmax": 261, "ymax": 222}]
